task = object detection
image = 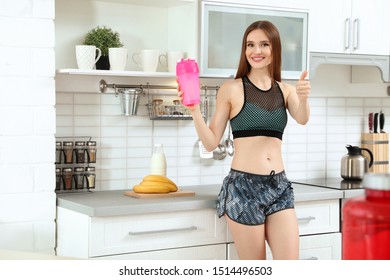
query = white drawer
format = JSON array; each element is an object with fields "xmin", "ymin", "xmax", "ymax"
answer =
[
  {"xmin": 296, "ymin": 199, "xmax": 340, "ymax": 235},
  {"xmin": 226, "ymin": 199, "xmax": 340, "ymax": 242},
  {"xmin": 227, "ymin": 233, "xmax": 341, "ymax": 260},
  {"xmin": 89, "ymin": 208, "xmax": 227, "ymax": 257}
]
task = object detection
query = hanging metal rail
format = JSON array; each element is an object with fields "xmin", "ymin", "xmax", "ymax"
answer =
[{"xmin": 99, "ymin": 79, "xmax": 219, "ymax": 94}]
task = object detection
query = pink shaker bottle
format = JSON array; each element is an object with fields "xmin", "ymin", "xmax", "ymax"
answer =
[{"xmin": 176, "ymin": 58, "xmax": 200, "ymax": 106}]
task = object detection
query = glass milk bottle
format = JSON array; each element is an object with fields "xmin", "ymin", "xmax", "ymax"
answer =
[{"xmin": 150, "ymin": 143, "xmax": 167, "ymax": 177}]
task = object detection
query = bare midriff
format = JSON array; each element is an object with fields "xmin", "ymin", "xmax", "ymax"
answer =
[{"xmin": 231, "ymin": 136, "xmax": 284, "ymax": 175}]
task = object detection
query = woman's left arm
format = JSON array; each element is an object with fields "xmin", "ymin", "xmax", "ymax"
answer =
[{"xmin": 285, "ymin": 70, "xmax": 311, "ymax": 125}]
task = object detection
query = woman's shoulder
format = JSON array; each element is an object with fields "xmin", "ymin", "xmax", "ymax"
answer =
[
  {"xmin": 219, "ymin": 78, "xmax": 243, "ymax": 94},
  {"xmin": 276, "ymin": 81, "xmax": 294, "ymax": 94}
]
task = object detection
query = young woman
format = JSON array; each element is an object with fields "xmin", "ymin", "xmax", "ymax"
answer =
[{"xmin": 178, "ymin": 21, "xmax": 310, "ymax": 260}]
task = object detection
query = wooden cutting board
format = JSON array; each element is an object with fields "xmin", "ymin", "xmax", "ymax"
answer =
[{"xmin": 124, "ymin": 189, "xmax": 195, "ymax": 199}]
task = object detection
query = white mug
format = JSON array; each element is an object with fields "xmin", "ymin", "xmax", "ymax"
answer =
[
  {"xmin": 132, "ymin": 49, "xmax": 159, "ymax": 72},
  {"xmin": 109, "ymin": 47, "xmax": 128, "ymax": 71},
  {"xmin": 75, "ymin": 45, "xmax": 101, "ymax": 70},
  {"xmin": 159, "ymin": 51, "xmax": 184, "ymax": 72}
]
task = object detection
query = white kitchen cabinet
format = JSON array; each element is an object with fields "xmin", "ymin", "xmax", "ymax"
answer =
[
  {"xmin": 227, "ymin": 199, "xmax": 341, "ymax": 260},
  {"xmin": 56, "ymin": 207, "xmax": 227, "ymax": 259},
  {"xmin": 200, "ymin": 1, "xmax": 309, "ymax": 79},
  {"xmin": 309, "ymin": 0, "xmax": 390, "ymax": 55},
  {"xmin": 227, "ymin": 233, "xmax": 342, "ymax": 260}
]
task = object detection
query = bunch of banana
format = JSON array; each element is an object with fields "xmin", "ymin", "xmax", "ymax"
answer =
[{"xmin": 133, "ymin": 175, "xmax": 178, "ymax": 194}]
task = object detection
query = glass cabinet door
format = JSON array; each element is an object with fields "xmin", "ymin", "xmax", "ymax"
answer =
[{"xmin": 200, "ymin": 2, "xmax": 308, "ymax": 79}]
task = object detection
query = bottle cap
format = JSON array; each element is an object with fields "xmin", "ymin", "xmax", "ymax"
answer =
[{"xmin": 176, "ymin": 58, "xmax": 199, "ymax": 76}]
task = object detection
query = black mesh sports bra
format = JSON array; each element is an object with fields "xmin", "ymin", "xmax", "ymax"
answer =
[{"xmin": 230, "ymin": 76, "xmax": 288, "ymax": 140}]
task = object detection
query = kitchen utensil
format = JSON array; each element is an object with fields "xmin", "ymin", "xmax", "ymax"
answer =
[
  {"xmin": 341, "ymin": 144, "xmax": 374, "ymax": 180},
  {"xmin": 224, "ymin": 122, "xmax": 234, "ymax": 156},
  {"xmin": 368, "ymin": 112, "xmax": 373, "ymax": 133},
  {"xmin": 374, "ymin": 112, "xmax": 379, "ymax": 133},
  {"xmin": 213, "ymin": 144, "xmax": 226, "ymax": 160},
  {"xmin": 380, "ymin": 110, "xmax": 385, "ymax": 133}
]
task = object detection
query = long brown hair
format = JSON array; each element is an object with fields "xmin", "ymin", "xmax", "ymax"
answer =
[{"xmin": 235, "ymin": 21, "xmax": 282, "ymax": 82}]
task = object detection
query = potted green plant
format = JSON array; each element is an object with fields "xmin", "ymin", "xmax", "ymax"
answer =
[{"xmin": 83, "ymin": 25, "xmax": 123, "ymax": 70}]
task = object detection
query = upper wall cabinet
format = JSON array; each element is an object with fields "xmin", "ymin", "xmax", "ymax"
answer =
[
  {"xmin": 55, "ymin": 0, "xmax": 198, "ymax": 72},
  {"xmin": 309, "ymin": 0, "xmax": 390, "ymax": 55},
  {"xmin": 200, "ymin": 1, "xmax": 309, "ymax": 79}
]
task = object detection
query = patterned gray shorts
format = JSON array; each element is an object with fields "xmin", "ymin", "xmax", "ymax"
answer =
[{"xmin": 216, "ymin": 169, "xmax": 294, "ymax": 226}]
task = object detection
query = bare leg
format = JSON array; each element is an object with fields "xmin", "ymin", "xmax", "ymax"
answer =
[
  {"xmin": 225, "ymin": 215, "xmax": 266, "ymax": 260},
  {"xmin": 265, "ymin": 209, "xmax": 299, "ymax": 260}
]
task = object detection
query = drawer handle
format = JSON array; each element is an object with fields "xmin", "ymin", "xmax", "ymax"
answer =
[
  {"xmin": 128, "ymin": 226, "xmax": 198, "ymax": 236},
  {"xmin": 297, "ymin": 216, "xmax": 316, "ymax": 223}
]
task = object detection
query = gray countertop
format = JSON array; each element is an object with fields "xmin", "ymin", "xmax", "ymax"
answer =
[{"xmin": 56, "ymin": 183, "xmax": 343, "ymax": 217}]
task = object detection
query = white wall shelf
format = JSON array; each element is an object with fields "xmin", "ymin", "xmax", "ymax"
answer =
[{"xmin": 57, "ymin": 69, "xmax": 176, "ymax": 78}]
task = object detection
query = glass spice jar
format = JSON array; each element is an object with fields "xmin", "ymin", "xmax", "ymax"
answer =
[
  {"xmin": 85, "ymin": 166, "xmax": 96, "ymax": 189},
  {"xmin": 152, "ymin": 99, "xmax": 164, "ymax": 117},
  {"xmin": 62, "ymin": 167, "xmax": 73, "ymax": 190},
  {"xmin": 63, "ymin": 141, "xmax": 74, "ymax": 164},
  {"xmin": 55, "ymin": 168, "xmax": 62, "ymax": 191},
  {"xmin": 55, "ymin": 141, "xmax": 62, "ymax": 164},
  {"xmin": 73, "ymin": 167, "xmax": 85, "ymax": 190},
  {"xmin": 86, "ymin": 141, "xmax": 97, "ymax": 163},
  {"xmin": 74, "ymin": 141, "xmax": 86, "ymax": 163}
]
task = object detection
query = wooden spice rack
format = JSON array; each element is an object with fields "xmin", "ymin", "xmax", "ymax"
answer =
[{"xmin": 361, "ymin": 133, "xmax": 389, "ymax": 174}]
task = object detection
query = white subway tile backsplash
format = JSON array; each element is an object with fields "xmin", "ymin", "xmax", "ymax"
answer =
[
  {"xmin": 74, "ymin": 93, "xmax": 100, "ymax": 105},
  {"xmin": 73, "ymin": 116, "xmax": 100, "ymax": 127},
  {"xmin": 100, "ymin": 168, "xmax": 127, "ymax": 180},
  {"xmin": 55, "ymin": 93, "xmax": 390, "ymax": 189},
  {"xmin": 328, "ymin": 98, "xmax": 346, "ymax": 107},
  {"xmin": 74, "ymin": 104, "xmax": 101, "ymax": 116},
  {"xmin": 364, "ymin": 99, "xmax": 382, "ymax": 107}
]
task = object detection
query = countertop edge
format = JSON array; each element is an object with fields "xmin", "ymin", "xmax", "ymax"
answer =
[{"xmin": 57, "ymin": 184, "xmax": 344, "ymax": 217}]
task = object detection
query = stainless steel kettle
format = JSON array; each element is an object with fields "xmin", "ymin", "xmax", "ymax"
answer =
[{"xmin": 341, "ymin": 145, "xmax": 374, "ymax": 180}]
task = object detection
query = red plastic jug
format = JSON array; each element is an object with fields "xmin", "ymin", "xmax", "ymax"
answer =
[{"xmin": 342, "ymin": 173, "xmax": 390, "ymax": 259}]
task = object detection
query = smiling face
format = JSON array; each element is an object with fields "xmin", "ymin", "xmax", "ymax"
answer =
[
  {"xmin": 235, "ymin": 21, "xmax": 282, "ymax": 82},
  {"xmin": 245, "ymin": 29, "xmax": 272, "ymax": 71}
]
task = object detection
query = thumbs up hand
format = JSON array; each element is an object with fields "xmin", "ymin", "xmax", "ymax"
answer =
[{"xmin": 296, "ymin": 70, "xmax": 310, "ymax": 101}]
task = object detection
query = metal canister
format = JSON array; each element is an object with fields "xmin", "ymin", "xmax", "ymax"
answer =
[{"xmin": 342, "ymin": 173, "xmax": 390, "ymax": 259}]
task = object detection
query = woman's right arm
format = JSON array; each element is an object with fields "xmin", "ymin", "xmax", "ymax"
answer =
[{"xmin": 179, "ymin": 82, "xmax": 232, "ymax": 151}]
